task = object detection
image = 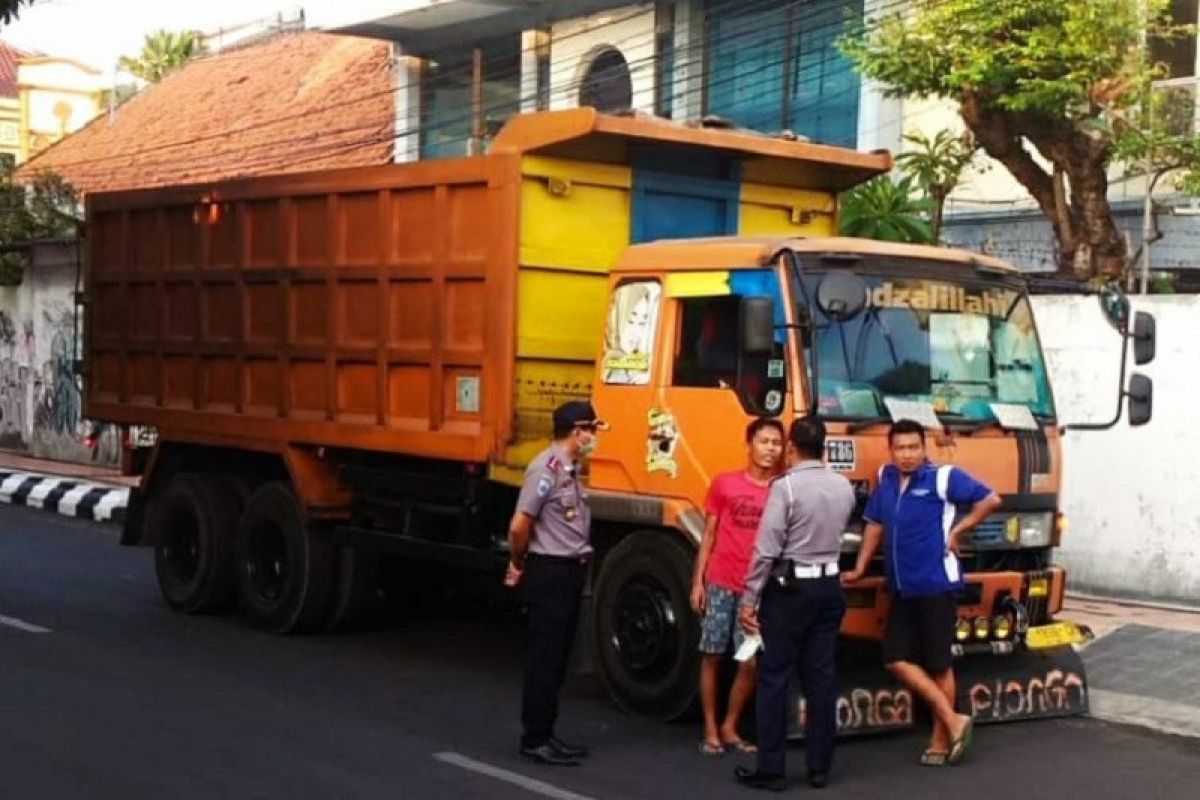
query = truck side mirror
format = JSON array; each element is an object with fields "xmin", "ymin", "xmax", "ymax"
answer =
[
  {"xmin": 739, "ymin": 296, "xmax": 775, "ymax": 357},
  {"xmin": 1127, "ymin": 373, "xmax": 1152, "ymax": 426},
  {"xmin": 1098, "ymin": 284, "xmax": 1130, "ymax": 334},
  {"xmin": 1132, "ymin": 311, "xmax": 1156, "ymax": 366}
]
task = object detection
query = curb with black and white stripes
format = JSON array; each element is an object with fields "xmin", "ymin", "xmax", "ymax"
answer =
[{"xmin": 0, "ymin": 471, "xmax": 129, "ymax": 523}]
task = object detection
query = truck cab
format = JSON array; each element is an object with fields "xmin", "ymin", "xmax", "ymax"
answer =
[{"xmin": 585, "ymin": 235, "xmax": 1101, "ymax": 727}]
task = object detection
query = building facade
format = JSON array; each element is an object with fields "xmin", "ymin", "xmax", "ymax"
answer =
[
  {"xmin": 16, "ymin": 56, "xmax": 105, "ymax": 164},
  {"xmin": 312, "ymin": 0, "xmax": 877, "ymax": 162}
]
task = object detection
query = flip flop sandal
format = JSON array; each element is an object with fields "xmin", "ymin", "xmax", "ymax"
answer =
[
  {"xmin": 948, "ymin": 718, "xmax": 974, "ymax": 766},
  {"xmin": 723, "ymin": 740, "xmax": 758, "ymax": 754},
  {"xmin": 920, "ymin": 750, "xmax": 948, "ymax": 767},
  {"xmin": 699, "ymin": 740, "xmax": 725, "ymax": 757}
]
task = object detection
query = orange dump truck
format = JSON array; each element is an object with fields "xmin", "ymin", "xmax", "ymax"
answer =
[{"xmin": 89, "ymin": 109, "xmax": 1153, "ymax": 733}]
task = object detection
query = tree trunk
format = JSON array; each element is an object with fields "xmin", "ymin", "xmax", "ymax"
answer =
[
  {"xmin": 960, "ymin": 94, "xmax": 1127, "ymax": 279},
  {"xmin": 1066, "ymin": 159, "xmax": 1126, "ymax": 279},
  {"xmin": 930, "ymin": 189, "xmax": 947, "ymax": 243}
]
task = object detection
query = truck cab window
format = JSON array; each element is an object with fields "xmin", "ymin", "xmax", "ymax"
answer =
[{"xmin": 673, "ymin": 293, "xmax": 786, "ymax": 416}]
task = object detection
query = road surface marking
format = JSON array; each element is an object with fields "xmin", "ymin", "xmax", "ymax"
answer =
[
  {"xmin": 0, "ymin": 614, "xmax": 51, "ymax": 633},
  {"xmin": 433, "ymin": 752, "xmax": 596, "ymax": 800}
]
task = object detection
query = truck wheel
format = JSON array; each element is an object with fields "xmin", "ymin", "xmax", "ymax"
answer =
[
  {"xmin": 592, "ymin": 531, "xmax": 700, "ymax": 721},
  {"xmin": 235, "ymin": 482, "xmax": 334, "ymax": 634},
  {"xmin": 326, "ymin": 546, "xmax": 384, "ymax": 633},
  {"xmin": 152, "ymin": 473, "xmax": 243, "ymax": 614}
]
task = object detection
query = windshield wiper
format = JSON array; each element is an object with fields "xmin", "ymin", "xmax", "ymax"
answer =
[{"xmin": 846, "ymin": 416, "xmax": 892, "ymax": 434}]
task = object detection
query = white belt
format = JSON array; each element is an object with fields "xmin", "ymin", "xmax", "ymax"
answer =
[{"xmin": 794, "ymin": 562, "xmax": 839, "ymax": 579}]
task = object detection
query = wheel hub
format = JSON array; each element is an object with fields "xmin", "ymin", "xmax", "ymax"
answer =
[
  {"xmin": 246, "ymin": 521, "xmax": 287, "ymax": 602},
  {"xmin": 611, "ymin": 578, "xmax": 679, "ymax": 678}
]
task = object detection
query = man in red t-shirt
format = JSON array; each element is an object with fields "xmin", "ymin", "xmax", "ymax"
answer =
[{"xmin": 690, "ymin": 417, "xmax": 785, "ymax": 755}]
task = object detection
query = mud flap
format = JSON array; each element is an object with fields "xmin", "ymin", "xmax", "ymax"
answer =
[
  {"xmin": 785, "ymin": 641, "xmax": 1088, "ymax": 739},
  {"xmin": 957, "ymin": 645, "xmax": 1088, "ymax": 724},
  {"xmin": 787, "ymin": 639, "xmax": 916, "ymax": 740}
]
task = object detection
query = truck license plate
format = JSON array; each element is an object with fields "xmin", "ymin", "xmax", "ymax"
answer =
[{"xmin": 1025, "ymin": 621, "xmax": 1091, "ymax": 650}]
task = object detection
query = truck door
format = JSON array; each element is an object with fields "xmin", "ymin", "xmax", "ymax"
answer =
[{"xmin": 640, "ymin": 269, "xmax": 793, "ymax": 497}]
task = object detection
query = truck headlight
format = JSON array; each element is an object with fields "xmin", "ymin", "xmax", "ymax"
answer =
[{"xmin": 1017, "ymin": 512, "xmax": 1053, "ymax": 547}]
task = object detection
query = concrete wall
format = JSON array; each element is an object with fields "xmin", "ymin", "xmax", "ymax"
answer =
[
  {"xmin": 0, "ymin": 240, "xmax": 120, "ymax": 467},
  {"xmin": 945, "ymin": 201, "xmax": 1200, "ymax": 275},
  {"xmin": 1031, "ymin": 294, "xmax": 1199, "ymax": 606}
]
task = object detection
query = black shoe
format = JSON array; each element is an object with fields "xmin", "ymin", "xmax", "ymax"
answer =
[
  {"xmin": 733, "ymin": 766, "xmax": 786, "ymax": 792},
  {"xmin": 548, "ymin": 737, "xmax": 589, "ymax": 759},
  {"xmin": 520, "ymin": 742, "xmax": 581, "ymax": 766},
  {"xmin": 807, "ymin": 770, "xmax": 829, "ymax": 789}
]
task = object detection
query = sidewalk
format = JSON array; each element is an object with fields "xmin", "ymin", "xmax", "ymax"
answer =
[
  {"xmin": 1066, "ymin": 594, "xmax": 1200, "ymax": 739},
  {"xmin": 0, "ymin": 449, "xmax": 134, "ymax": 523}
]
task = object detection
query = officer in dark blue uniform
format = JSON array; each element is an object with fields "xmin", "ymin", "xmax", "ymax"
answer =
[
  {"xmin": 735, "ymin": 416, "xmax": 855, "ymax": 791},
  {"xmin": 506, "ymin": 400, "xmax": 605, "ymax": 766}
]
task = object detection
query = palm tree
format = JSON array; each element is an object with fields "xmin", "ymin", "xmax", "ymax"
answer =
[
  {"xmin": 895, "ymin": 130, "xmax": 978, "ymax": 243},
  {"xmin": 839, "ymin": 176, "xmax": 934, "ymax": 244},
  {"xmin": 118, "ymin": 29, "xmax": 203, "ymax": 83}
]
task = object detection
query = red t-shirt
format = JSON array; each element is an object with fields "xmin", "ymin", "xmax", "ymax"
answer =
[{"xmin": 703, "ymin": 471, "xmax": 770, "ymax": 594}]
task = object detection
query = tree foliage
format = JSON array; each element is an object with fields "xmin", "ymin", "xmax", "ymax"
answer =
[
  {"xmin": 0, "ymin": 0, "xmax": 33, "ymax": 25},
  {"xmin": 118, "ymin": 29, "xmax": 203, "ymax": 83},
  {"xmin": 840, "ymin": 175, "xmax": 934, "ymax": 244},
  {"xmin": 842, "ymin": 0, "xmax": 1187, "ymax": 279},
  {"xmin": 896, "ymin": 130, "xmax": 979, "ymax": 243},
  {"xmin": 0, "ymin": 158, "xmax": 81, "ymax": 285}
]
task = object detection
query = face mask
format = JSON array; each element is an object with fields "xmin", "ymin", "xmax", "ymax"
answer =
[{"xmin": 579, "ymin": 436, "xmax": 598, "ymax": 456}]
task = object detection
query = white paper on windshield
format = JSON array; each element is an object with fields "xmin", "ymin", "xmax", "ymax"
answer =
[
  {"xmin": 884, "ymin": 397, "xmax": 943, "ymax": 431},
  {"xmin": 988, "ymin": 402, "xmax": 1038, "ymax": 431}
]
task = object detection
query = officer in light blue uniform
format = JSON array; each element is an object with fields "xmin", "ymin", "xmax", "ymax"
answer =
[
  {"xmin": 736, "ymin": 415, "xmax": 855, "ymax": 791},
  {"xmin": 506, "ymin": 400, "xmax": 605, "ymax": 767}
]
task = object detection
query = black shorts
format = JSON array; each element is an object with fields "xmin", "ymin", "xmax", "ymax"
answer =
[{"xmin": 882, "ymin": 593, "xmax": 957, "ymax": 673}]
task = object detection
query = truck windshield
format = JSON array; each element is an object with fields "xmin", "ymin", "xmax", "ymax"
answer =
[{"xmin": 795, "ymin": 269, "xmax": 1056, "ymax": 422}]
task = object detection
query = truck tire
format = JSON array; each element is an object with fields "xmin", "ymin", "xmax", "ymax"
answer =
[
  {"xmin": 326, "ymin": 545, "xmax": 384, "ymax": 633},
  {"xmin": 592, "ymin": 530, "xmax": 700, "ymax": 721},
  {"xmin": 152, "ymin": 473, "xmax": 243, "ymax": 614},
  {"xmin": 235, "ymin": 482, "xmax": 334, "ymax": 634}
]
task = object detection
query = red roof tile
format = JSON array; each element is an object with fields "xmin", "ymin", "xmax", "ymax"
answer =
[
  {"xmin": 19, "ymin": 31, "xmax": 395, "ymax": 194},
  {"xmin": 0, "ymin": 40, "xmax": 31, "ymax": 98}
]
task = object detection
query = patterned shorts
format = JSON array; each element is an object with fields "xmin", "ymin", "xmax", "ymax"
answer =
[{"xmin": 698, "ymin": 584, "xmax": 748, "ymax": 655}]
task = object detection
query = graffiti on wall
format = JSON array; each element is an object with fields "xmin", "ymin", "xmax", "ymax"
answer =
[{"xmin": 0, "ymin": 302, "xmax": 121, "ymax": 466}]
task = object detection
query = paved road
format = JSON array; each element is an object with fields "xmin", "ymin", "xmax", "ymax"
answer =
[{"xmin": 2, "ymin": 505, "xmax": 1198, "ymax": 800}]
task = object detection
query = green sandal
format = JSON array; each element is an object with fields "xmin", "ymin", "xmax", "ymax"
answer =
[
  {"xmin": 947, "ymin": 718, "xmax": 975, "ymax": 766},
  {"xmin": 920, "ymin": 750, "xmax": 948, "ymax": 767}
]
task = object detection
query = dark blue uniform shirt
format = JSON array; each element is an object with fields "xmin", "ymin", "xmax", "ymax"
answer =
[{"xmin": 863, "ymin": 461, "xmax": 993, "ymax": 598}]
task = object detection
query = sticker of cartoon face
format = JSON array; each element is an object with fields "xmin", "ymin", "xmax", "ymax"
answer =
[{"xmin": 645, "ymin": 407, "xmax": 679, "ymax": 478}]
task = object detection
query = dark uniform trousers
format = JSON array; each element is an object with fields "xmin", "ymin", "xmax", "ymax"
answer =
[
  {"xmin": 521, "ymin": 553, "xmax": 587, "ymax": 748},
  {"xmin": 756, "ymin": 575, "xmax": 847, "ymax": 777}
]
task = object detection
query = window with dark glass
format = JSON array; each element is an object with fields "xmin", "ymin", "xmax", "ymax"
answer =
[
  {"xmin": 1150, "ymin": 0, "xmax": 1198, "ymax": 79},
  {"xmin": 655, "ymin": 3, "xmax": 676, "ymax": 118},
  {"xmin": 704, "ymin": 0, "xmax": 862, "ymax": 147},
  {"xmin": 579, "ymin": 47, "xmax": 634, "ymax": 113},
  {"xmin": 671, "ymin": 269, "xmax": 789, "ymax": 416},
  {"xmin": 421, "ymin": 35, "xmax": 521, "ymax": 160}
]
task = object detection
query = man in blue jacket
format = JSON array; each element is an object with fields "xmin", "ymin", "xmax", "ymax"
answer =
[{"xmin": 843, "ymin": 419, "xmax": 1000, "ymax": 767}]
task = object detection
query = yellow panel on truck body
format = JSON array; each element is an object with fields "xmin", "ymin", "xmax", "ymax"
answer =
[
  {"xmin": 500, "ymin": 156, "xmax": 632, "ymax": 484},
  {"xmin": 739, "ymin": 183, "xmax": 838, "ymax": 237}
]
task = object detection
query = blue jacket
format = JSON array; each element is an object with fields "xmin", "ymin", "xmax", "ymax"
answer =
[{"xmin": 863, "ymin": 461, "xmax": 993, "ymax": 598}]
